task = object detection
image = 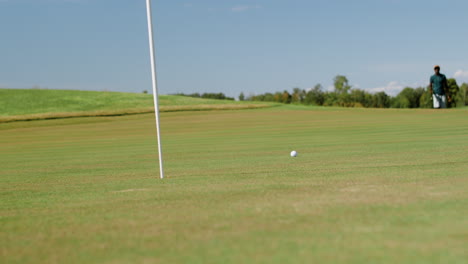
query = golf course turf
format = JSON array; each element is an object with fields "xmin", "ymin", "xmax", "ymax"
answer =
[
  {"xmin": 1, "ymin": 99, "xmax": 467, "ymax": 263},
  {"xmin": 0, "ymin": 89, "xmax": 275, "ymax": 122}
]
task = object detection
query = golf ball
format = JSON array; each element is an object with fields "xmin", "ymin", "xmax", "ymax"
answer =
[{"xmin": 290, "ymin": 150, "xmax": 297, "ymax": 157}]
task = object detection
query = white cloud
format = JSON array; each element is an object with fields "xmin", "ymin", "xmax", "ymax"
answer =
[
  {"xmin": 231, "ymin": 5, "xmax": 261, "ymax": 12},
  {"xmin": 368, "ymin": 80, "xmax": 428, "ymax": 96},
  {"xmin": 369, "ymin": 81, "xmax": 404, "ymax": 96},
  {"xmin": 454, "ymin": 70, "xmax": 468, "ymax": 79}
]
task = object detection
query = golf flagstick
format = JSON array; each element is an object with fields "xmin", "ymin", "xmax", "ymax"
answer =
[{"xmin": 146, "ymin": 0, "xmax": 164, "ymax": 179}]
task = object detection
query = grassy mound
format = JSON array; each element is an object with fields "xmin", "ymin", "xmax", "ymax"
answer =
[{"xmin": 0, "ymin": 89, "xmax": 276, "ymax": 122}]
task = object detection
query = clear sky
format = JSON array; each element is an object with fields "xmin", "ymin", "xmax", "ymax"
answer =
[{"xmin": 1, "ymin": 0, "xmax": 468, "ymax": 97}]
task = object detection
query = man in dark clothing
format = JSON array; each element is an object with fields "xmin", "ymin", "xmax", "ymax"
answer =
[{"xmin": 429, "ymin": 65, "xmax": 449, "ymax": 109}]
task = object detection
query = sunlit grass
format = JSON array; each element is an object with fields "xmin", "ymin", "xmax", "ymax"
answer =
[
  {"xmin": 1, "ymin": 106, "xmax": 467, "ymax": 263},
  {"xmin": 0, "ymin": 89, "xmax": 275, "ymax": 122}
]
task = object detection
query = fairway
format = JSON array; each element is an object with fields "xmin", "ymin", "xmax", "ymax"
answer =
[{"xmin": 1, "ymin": 106, "xmax": 468, "ymax": 263}]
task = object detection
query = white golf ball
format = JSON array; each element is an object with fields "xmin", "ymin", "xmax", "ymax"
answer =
[{"xmin": 290, "ymin": 150, "xmax": 297, "ymax": 157}]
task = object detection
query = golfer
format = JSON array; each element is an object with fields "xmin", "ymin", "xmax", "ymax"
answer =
[{"xmin": 429, "ymin": 65, "xmax": 449, "ymax": 109}]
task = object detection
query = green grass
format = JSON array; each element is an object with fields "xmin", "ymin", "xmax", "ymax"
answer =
[
  {"xmin": 1, "ymin": 106, "xmax": 468, "ymax": 263},
  {"xmin": 0, "ymin": 89, "xmax": 153, "ymax": 116},
  {"xmin": 0, "ymin": 89, "xmax": 275, "ymax": 122}
]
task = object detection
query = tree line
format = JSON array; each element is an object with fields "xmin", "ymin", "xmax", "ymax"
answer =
[
  {"xmin": 240, "ymin": 75, "xmax": 468, "ymax": 108},
  {"xmin": 175, "ymin": 92, "xmax": 235, "ymax": 101}
]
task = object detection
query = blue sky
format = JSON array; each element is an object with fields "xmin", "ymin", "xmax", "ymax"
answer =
[{"xmin": 1, "ymin": 0, "xmax": 468, "ymax": 97}]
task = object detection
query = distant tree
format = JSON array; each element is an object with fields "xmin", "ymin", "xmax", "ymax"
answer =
[
  {"xmin": 251, "ymin": 93, "xmax": 276, "ymax": 102},
  {"xmin": 460, "ymin": 83, "xmax": 468, "ymax": 106},
  {"xmin": 263, "ymin": 93, "xmax": 275, "ymax": 102},
  {"xmin": 340, "ymin": 93, "xmax": 352, "ymax": 107},
  {"xmin": 200, "ymin": 93, "xmax": 234, "ymax": 100},
  {"xmin": 175, "ymin": 92, "xmax": 234, "ymax": 100},
  {"xmin": 364, "ymin": 93, "xmax": 373, "ymax": 107},
  {"xmin": 142, "ymin": 90, "xmax": 148, "ymax": 94},
  {"xmin": 281, "ymin": 90, "xmax": 292, "ymax": 104},
  {"xmin": 391, "ymin": 96, "xmax": 410, "ymax": 108},
  {"xmin": 252, "ymin": 94, "xmax": 265, "ymax": 101},
  {"xmin": 350, "ymin": 89, "xmax": 367, "ymax": 107},
  {"xmin": 392, "ymin": 87, "xmax": 423, "ymax": 108},
  {"xmin": 304, "ymin": 84, "xmax": 325, "ymax": 105},
  {"xmin": 446, "ymin": 78, "xmax": 461, "ymax": 108},
  {"xmin": 323, "ymin": 92, "xmax": 338, "ymax": 106},
  {"xmin": 419, "ymin": 86, "xmax": 433, "ymax": 108},
  {"xmin": 399, "ymin": 87, "xmax": 416, "ymax": 108},
  {"xmin": 413, "ymin": 87, "xmax": 425, "ymax": 108},
  {"xmin": 333, "ymin": 75, "xmax": 352, "ymax": 106},
  {"xmin": 372, "ymin": 91, "xmax": 391, "ymax": 108},
  {"xmin": 291, "ymin": 87, "xmax": 306, "ymax": 103},
  {"xmin": 333, "ymin": 75, "xmax": 351, "ymax": 95},
  {"xmin": 239, "ymin": 92, "xmax": 245, "ymax": 101},
  {"xmin": 273, "ymin": 92, "xmax": 282, "ymax": 102}
]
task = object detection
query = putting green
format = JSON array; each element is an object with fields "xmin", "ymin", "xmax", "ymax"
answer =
[{"xmin": 1, "ymin": 106, "xmax": 467, "ymax": 263}]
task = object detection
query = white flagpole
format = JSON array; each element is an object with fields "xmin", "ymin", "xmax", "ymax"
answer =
[{"xmin": 145, "ymin": 0, "xmax": 164, "ymax": 179}]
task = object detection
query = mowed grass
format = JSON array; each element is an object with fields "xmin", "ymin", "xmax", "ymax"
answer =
[
  {"xmin": 0, "ymin": 89, "xmax": 275, "ymax": 122},
  {"xmin": 1, "ymin": 106, "xmax": 467, "ymax": 263}
]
